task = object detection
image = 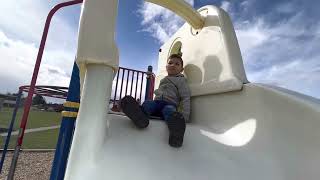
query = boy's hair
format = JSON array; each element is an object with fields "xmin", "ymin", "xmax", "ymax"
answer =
[{"xmin": 168, "ymin": 54, "xmax": 183, "ymax": 67}]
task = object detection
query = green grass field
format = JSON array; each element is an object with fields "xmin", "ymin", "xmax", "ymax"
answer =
[
  {"xmin": 0, "ymin": 107, "xmax": 61, "ymax": 149},
  {"xmin": 1, "ymin": 129, "xmax": 60, "ymax": 149}
]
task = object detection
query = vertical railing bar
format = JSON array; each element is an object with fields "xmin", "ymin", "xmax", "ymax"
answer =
[
  {"xmin": 134, "ymin": 72, "xmax": 139, "ymax": 99},
  {"xmin": 125, "ymin": 69, "xmax": 130, "ymax": 96},
  {"xmin": 119, "ymin": 68, "xmax": 125, "ymax": 99},
  {"xmin": 113, "ymin": 68, "xmax": 120, "ymax": 104},
  {"xmin": 139, "ymin": 73, "xmax": 145, "ymax": 102},
  {"xmin": 130, "ymin": 71, "xmax": 134, "ymax": 96}
]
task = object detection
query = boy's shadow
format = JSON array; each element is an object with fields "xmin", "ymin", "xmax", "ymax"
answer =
[
  {"xmin": 184, "ymin": 56, "xmax": 253, "ymax": 136},
  {"xmin": 184, "ymin": 55, "xmax": 222, "ymax": 88}
]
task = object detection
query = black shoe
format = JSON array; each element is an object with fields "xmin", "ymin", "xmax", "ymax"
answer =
[
  {"xmin": 120, "ymin": 96, "xmax": 149, "ymax": 129},
  {"xmin": 167, "ymin": 112, "xmax": 186, "ymax": 148}
]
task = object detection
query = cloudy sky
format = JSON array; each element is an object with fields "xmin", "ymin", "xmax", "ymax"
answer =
[{"xmin": 0, "ymin": 0, "xmax": 319, "ymax": 99}]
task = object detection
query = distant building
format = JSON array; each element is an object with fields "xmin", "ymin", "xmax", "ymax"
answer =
[
  {"xmin": 0, "ymin": 94, "xmax": 17, "ymax": 108},
  {"xmin": 3, "ymin": 100, "xmax": 16, "ymax": 107},
  {"xmin": 0, "ymin": 94, "xmax": 7, "ymax": 99}
]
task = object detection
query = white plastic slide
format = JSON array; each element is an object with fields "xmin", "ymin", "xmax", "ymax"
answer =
[
  {"xmin": 65, "ymin": 83, "xmax": 320, "ymax": 180},
  {"xmin": 64, "ymin": 0, "xmax": 320, "ymax": 179}
]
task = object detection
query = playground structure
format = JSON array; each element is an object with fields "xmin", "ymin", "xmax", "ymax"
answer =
[
  {"xmin": 3, "ymin": 0, "xmax": 320, "ymax": 180},
  {"xmin": 0, "ymin": 85, "xmax": 68, "ymax": 174},
  {"xmin": 1, "ymin": 65, "xmax": 153, "ymax": 179}
]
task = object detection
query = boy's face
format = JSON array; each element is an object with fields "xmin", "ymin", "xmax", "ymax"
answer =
[{"xmin": 166, "ymin": 57, "xmax": 183, "ymax": 76}]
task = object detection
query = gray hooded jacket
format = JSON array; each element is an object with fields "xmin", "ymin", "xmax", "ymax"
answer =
[{"xmin": 154, "ymin": 74, "xmax": 191, "ymax": 122}]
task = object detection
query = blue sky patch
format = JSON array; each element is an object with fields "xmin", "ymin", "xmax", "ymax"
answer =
[{"xmin": 0, "ymin": 0, "xmax": 319, "ymax": 99}]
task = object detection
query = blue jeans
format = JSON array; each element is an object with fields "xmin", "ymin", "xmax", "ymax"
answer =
[{"xmin": 141, "ymin": 100, "xmax": 176, "ymax": 122}]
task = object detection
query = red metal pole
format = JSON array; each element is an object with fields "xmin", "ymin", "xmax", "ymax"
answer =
[
  {"xmin": 7, "ymin": 1, "xmax": 83, "ymax": 179},
  {"xmin": 149, "ymin": 75, "xmax": 155, "ymax": 99},
  {"xmin": 17, "ymin": 0, "xmax": 83, "ymax": 147}
]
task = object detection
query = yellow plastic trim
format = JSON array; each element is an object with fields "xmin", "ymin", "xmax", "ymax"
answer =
[
  {"xmin": 61, "ymin": 111, "xmax": 78, "ymax": 118},
  {"xmin": 64, "ymin": 101, "xmax": 80, "ymax": 108}
]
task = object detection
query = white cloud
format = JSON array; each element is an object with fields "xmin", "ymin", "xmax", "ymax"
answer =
[
  {"xmin": 38, "ymin": 64, "xmax": 71, "ymax": 87},
  {"xmin": 0, "ymin": 31, "xmax": 36, "ymax": 90},
  {"xmin": 0, "ymin": 0, "xmax": 48, "ymax": 43},
  {"xmin": 232, "ymin": 11, "xmax": 320, "ymax": 98},
  {"xmin": 138, "ymin": 0, "xmax": 194, "ymax": 43},
  {"xmin": 250, "ymin": 57, "xmax": 320, "ymax": 92},
  {"xmin": 235, "ymin": 19, "xmax": 269, "ymax": 60},
  {"xmin": 138, "ymin": 0, "xmax": 320, "ymax": 98},
  {"xmin": 0, "ymin": 0, "xmax": 78, "ymax": 49},
  {"xmin": 220, "ymin": 1, "xmax": 231, "ymax": 12},
  {"xmin": 270, "ymin": 12, "xmax": 310, "ymax": 37},
  {"xmin": 240, "ymin": 1, "xmax": 250, "ymax": 10},
  {"xmin": 0, "ymin": 30, "xmax": 74, "ymax": 93},
  {"xmin": 276, "ymin": 2, "xmax": 296, "ymax": 14},
  {"xmin": 0, "ymin": 0, "xmax": 78, "ymax": 94}
]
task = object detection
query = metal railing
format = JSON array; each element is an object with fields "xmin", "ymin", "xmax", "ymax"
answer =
[
  {"xmin": 0, "ymin": 64, "xmax": 155, "ymax": 174},
  {"xmin": 111, "ymin": 66, "xmax": 155, "ymax": 111}
]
